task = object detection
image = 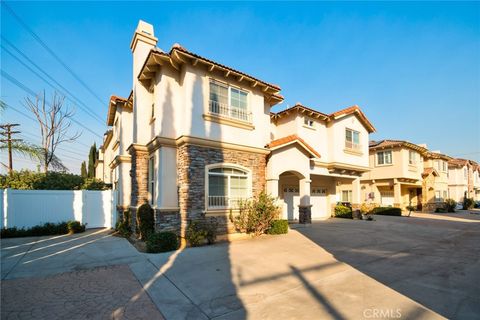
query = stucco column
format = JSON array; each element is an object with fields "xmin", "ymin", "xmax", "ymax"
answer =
[
  {"xmin": 352, "ymin": 178, "xmax": 361, "ymax": 209},
  {"xmin": 266, "ymin": 178, "xmax": 279, "ymax": 198},
  {"xmin": 299, "ymin": 178, "xmax": 312, "ymax": 224},
  {"xmin": 393, "ymin": 179, "xmax": 402, "ymax": 208}
]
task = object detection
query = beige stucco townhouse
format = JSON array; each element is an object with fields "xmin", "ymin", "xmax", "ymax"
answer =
[
  {"xmin": 448, "ymin": 158, "xmax": 479, "ymax": 203},
  {"xmin": 97, "ymin": 20, "xmax": 377, "ymax": 235},
  {"xmin": 361, "ymin": 140, "xmax": 452, "ymax": 212}
]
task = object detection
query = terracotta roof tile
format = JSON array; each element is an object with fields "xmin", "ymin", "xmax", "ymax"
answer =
[
  {"xmin": 369, "ymin": 140, "xmax": 428, "ymax": 153},
  {"xmin": 267, "ymin": 134, "xmax": 321, "ymax": 158},
  {"xmin": 422, "ymin": 167, "xmax": 439, "ymax": 178}
]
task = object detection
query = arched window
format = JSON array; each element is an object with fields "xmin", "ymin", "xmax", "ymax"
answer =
[{"xmin": 206, "ymin": 165, "xmax": 251, "ymax": 209}]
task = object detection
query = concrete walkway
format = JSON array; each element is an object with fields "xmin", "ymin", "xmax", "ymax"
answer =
[{"xmin": 1, "ymin": 220, "xmax": 459, "ymax": 319}]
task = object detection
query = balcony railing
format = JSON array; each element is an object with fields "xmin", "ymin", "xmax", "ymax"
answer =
[
  {"xmin": 208, "ymin": 196, "xmax": 245, "ymax": 209},
  {"xmin": 345, "ymin": 141, "xmax": 362, "ymax": 150},
  {"xmin": 209, "ymin": 100, "xmax": 252, "ymax": 123}
]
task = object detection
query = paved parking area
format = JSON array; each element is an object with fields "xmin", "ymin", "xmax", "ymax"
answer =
[{"xmin": 1, "ymin": 212, "xmax": 478, "ymax": 319}]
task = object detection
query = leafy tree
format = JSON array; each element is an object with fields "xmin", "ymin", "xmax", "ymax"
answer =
[
  {"xmin": 80, "ymin": 161, "xmax": 87, "ymax": 178},
  {"xmin": 87, "ymin": 143, "xmax": 96, "ymax": 178}
]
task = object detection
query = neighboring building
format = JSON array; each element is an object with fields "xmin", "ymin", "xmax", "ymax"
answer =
[
  {"xmin": 448, "ymin": 158, "xmax": 477, "ymax": 203},
  {"xmin": 361, "ymin": 140, "xmax": 451, "ymax": 211},
  {"xmin": 268, "ymin": 104, "xmax": 375, "ymax": 221},
  {"xmin": 95, "ymin": 94, "xmax": 133, "ymax": 211},
  {"xmin": 473, "ymin": 162, "xmax": 480, "ymax": 201},
  {"xmin": 103, "ymin": 20, "xmax": 376, "ymax": 235}
]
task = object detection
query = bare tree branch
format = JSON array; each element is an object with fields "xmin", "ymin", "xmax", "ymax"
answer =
[{"xmin": 23, "ymin": 91, "xmax": 81, "ymax": 173}]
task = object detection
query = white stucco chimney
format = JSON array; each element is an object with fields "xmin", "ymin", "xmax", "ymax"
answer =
[{"xmin": 130, "ymin": 20, "xmax": 157, "ymax": 144}]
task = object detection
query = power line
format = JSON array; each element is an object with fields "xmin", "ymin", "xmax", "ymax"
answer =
[
  {"xmin": 1, "ymin": 70, "xmax": 103, "ymax": 139},
  {"xmin": 1, "ymin": 42, "xmax": 105, "ymax": 124},
  {"xmin": 2, "ymin": 2, "xmax": 106, "ymax": 106}
]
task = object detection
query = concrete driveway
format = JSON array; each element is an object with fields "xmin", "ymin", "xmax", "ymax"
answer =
[{"xmin": 2, "ymin": 212, "xmax": 478, "ymax": 319}]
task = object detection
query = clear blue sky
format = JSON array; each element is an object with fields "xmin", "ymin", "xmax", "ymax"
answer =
[{"xmin": 1, "ymin": 1, "xmax": 479, "ymax": 174}]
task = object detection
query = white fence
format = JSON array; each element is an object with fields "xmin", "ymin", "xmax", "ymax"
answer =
[{"xmin": 1, "ymin": 189, "xmax": 117, "ymax": 229}]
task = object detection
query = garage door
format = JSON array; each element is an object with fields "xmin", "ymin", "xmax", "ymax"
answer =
[
  {"xmin": 311, "ymin": 187, "xmax": 329, "ymax": 219},
  {"xmin": 380, "ymin": 191, "xmax": 394, "ymax": 207},
  {"xmin": 282, "ymin": 186, "xmax": 300, "ymax": 220}
]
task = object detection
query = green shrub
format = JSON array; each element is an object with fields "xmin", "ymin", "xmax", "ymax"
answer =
[
  {"xmin": 67, "ymin": 220, "xmax": 86, "ymax": 233},
  {"xmin": 230, "ymin": 192, "xmax": 280, "ymax": 236},
  {"xmin": 186, "ymin": 221, "xmax": 207, "ymax": 247},
  {"xmin": 0, "ymin": 170, "xmax": 110, "ymax": 190},
  {"xmin": 115, "ymin": 210, "xmax": 132, "ymax": 237},
  {"xmin": 372, "ymin": 207, "xmax": 402, "ymax": 216},
  {"xmin": 463, "ymin": 198, "xmax": 474, "ymax": 210},
  {"xmin": 435, "ymin": 207, "xmax": 447, "ymax": 213},
  {"xmin": 203, "ymin": 219, "xmax": 218, "ymax": 245},
  {"xmin": 0, "ymin": 221, "xmax": 85, "ymax": 238},
  {"xmin": 444, "ymin": 199, "xmax": 456, "ymax": 212},
  {"xmin": 136, "ymin": 203, "xmax": 154, "ymax": 240},
  {"xmin": 146, "ymin": 232, "xmax": 179, "ymax": 253},
  {"xmin": 267, "ymin": 220, "xmax": 289, "ymax": 234},
  {"xmin": 334, "ymin": 205, "xmax": 352, "ymax": 219}
]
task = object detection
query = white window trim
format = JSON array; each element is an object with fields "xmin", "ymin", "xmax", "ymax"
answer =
[
  {"xmin": 345, "ymin": 128, "xmax": 361, "ymax": 150},
  {"xmin": 204, "ymin": 163, "xmax": 252, "ymax": 211},
  {"xmin": 207, "ymin": 78, "xmax": 251, "ymax": 124},
  {"xmin": 376, "ymin": 150, "xmax": 393, "ymax": 166}
]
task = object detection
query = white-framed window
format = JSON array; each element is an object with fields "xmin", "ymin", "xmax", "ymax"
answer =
[
  {"xmin": 148, "ymin": 155, "xmax": 156, "ymax": 206},
  {"xmin": 341, "ymin": 190, "xmax": 352, "ymax": 202},
  {"xmin": 207, "ymin": 164, "xmax": 251, "ymax": 209},
  {"xmin": 209, "ymin": 80, "xmax": 250, "ymax": 122},
  {"xmin": 443, "ymin": 190, "xmax": 448, "ymax": 199},
  {"xmin": 345, "ymin": 128, "xmax": 360, "ymax": 150},
  {"xmin": 409, "ymin": 151, "xmax": 418, "ymax": 165},
  {"xmin": 442, "ymin": 161, "xmax": 447, "ymax": 172},
  {"xmin": 377, "ymin": 150, "xmax": 393, "ymax": 165},
  {"xmin": 304, "ymin": 117, "xmax": 315, "ymax": 128},
  {"xmin": 435, "ymin": 191, "xmax": 441, "ymax": 202},
  {"xmin": 114, "ymin": 118, "xmax": 119, "ymax": 138}
]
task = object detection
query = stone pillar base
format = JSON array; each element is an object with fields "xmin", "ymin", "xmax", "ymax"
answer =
[{"xmin": 299, "ymin": 205, "xmax": 312, "ymax": 224}]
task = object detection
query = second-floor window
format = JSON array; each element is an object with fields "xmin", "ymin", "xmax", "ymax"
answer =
[
  {"xmin": 409, "ymin": 151, "xmax": 418, "ymax": 165},
  {"xmin": 304, "ymin": 117, "xmax": 315, "ymax": 128},
  {"xmin": 209, "ymin": 80, "xmax": 250, "ymax": 122},
  {"xmin": 377, "ymin": 150, "xmax": 392, "ymax": 165},
  {"xmin": 345, "ymin": 128, "xmax": 360, "ymax": 150},
  {"xmin": 442, "ymin": 161, "xmax": 447, "ymax": 172}
]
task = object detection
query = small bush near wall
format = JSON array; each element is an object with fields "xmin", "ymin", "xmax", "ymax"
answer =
[
  {"xmin": 186, "ymin": 221, "xmax": 207, "ymax": 247},
  {"xmin": 1, "ymin": 220, "xmax": 85, "ymax": 238},
  {"xmin": 146, "ymin": 232, "xmax": 179, "ymax": 253},
  {"xmin": 230, "ymin": 192, "xmax": 280, "ymax": 236},
  {"xmin": 463, "ymin": 198, "xmax": 474, "ymax": 210},
  {"xmin": 136, "ymin": 203, "xmax": 154, "ymax": 240},
  {"xmin": 115, "ymin": 210, "xmax": 132, "ymax": 238},
  {"xmin": 267, "ymin": 220, "xmax": 289, "ymax": 234},
  {"xmin": 444, "ymin": 199, "xmax": 456, "ymax": 212},
  {"xmin": 435, "ymin": 207, "xmax": 447, "ymax": 213},
  {"xmin": 372, "ymin": 207, "xmax": 402, "ymax": 216},
  {"xmin": 334, "ymin": 205, "xmax": 353, "ymax": 219}
]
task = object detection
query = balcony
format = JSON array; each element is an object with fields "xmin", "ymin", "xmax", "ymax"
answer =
[
  {"xmin": 208, "ymin": 196, "xmax": 245, "ymax": 209},
  {"xmin": 208, "ymin": 100, "xmax": 252, "ymax": 123}
]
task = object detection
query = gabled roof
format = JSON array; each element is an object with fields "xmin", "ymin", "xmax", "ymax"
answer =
[
  {"xmin": 448, "ymin": 158, "xmax": 470, "ymax": 168},
  {"xmin": 271, "ymin": 103, "xmax": 376, "ymax": 133},
  {"xmin": 107, "ymin": 95, "xmax": 131, "ymax": 126},
  {"xmin": 422, "ymin": 167, "xmax": 439, "ymax": 178},
  {"xmin": 369, "ymin": 139, "xmax": 428, "ymax": 153},
  {"xmin": 267, "ymin": 134, "xmax": 321, "ymax": 158},
  {"xmin": 329, "ymin": 105, "xmax": 376, "ymax": 133},
  {"xmin": 137, "ymin": 44, "xmax": 283, "ymax": 105},
  {"xmin": 424, "ymin": 151, "xmax": 452, "ymax": 161}
]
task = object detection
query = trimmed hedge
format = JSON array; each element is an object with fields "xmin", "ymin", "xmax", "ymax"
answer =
[
  {"xmin": 444, "ymin": 199, "xmax": 456, "ymax": 212},
  {"xmin": 146, "ymin": 232, "xmax": 179, "ymax": 253},
  {"xmin": 267, "ymin": 220, "xmax": 289, "ymax": 234},
  {"xmin": 1, "ymin": 220, "xmax": 85, "ymax": 238},
  {"xmin": 372, "ymin": 207, "xmax": 402, "ymax": 216},
  {"xmin": 136, "ymin": 203, "xmax": 154, "ymax": 239},
  {"xmin": 334, "ymin": 205, "xmax": 353, "ymax": 219}
]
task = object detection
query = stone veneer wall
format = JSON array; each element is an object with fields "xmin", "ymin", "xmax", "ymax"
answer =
[
  {"xmin": 177, "ymin": 144, "xmax": 267, "ymax": 235},
  {"xmin": 128, "ymin": 147, "xmax": 149, "ymax": 232}
]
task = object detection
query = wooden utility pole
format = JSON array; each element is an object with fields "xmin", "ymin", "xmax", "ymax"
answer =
[{"xmin": 0, "ymin": 124, "xmax": 22, "ymax": 176}]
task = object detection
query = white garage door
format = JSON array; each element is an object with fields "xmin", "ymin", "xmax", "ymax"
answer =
[
  {"xmin": 380, "ymin": 191, "xmax": 394, "ymax": 207},
  {"xmin": 282, "ymin": 186, "xmax": 300, "ymax": 221},
  {"xmin": 311, "ymin": 187, "xmax": 329, "ymax": 219}
]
